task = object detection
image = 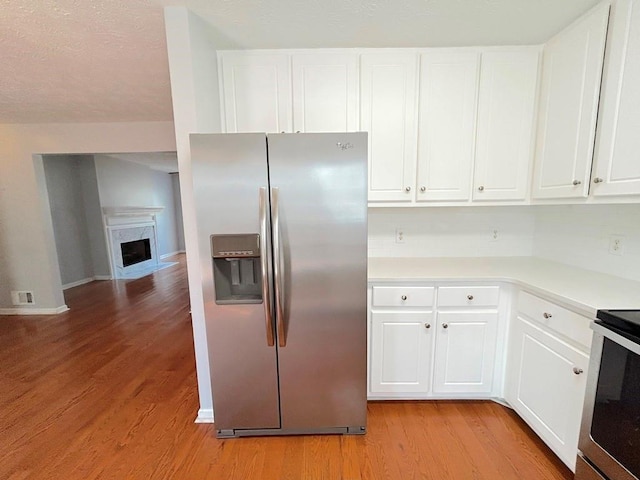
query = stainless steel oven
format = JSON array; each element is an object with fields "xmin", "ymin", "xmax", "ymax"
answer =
[{"xmin": 576, "ymin": 310, "xmax": 640, "ymax": 480}]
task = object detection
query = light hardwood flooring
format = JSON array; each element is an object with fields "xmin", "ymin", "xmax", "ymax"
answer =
[{"xmin": 0, "ymin": 254, "xmax": 572, "ymax": 479}]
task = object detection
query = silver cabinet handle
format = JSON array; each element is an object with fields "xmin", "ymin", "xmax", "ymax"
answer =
[
  {"xmin": 572, "ymin": 180, "xmax": 582, "ymax": 185},
  {"xmin": 271, "ymin": 187, "xmax": 286, "ymax": 347},
  {"xmin": 467, "ymin": 295, "xmax": 474, "ymax": 300},
  {"xmin": 593, "ymin": 177, "xmax": 603, "ymax": 183},
  {"xmin": 543, "ymin": 312, "xmax": 552, "ymax": 319},
  {"xmin": 573, "ymin": 367, "xmax": 584, "ymax": 375},
  {"xmin": 401, "ymin": 295, "xmax": 407, "ymax": 301},
  {"xmin": 259, "ymin": 187, "xmax": 275, "ymax": 347},
  {"xmin": 424, "ymin": 323, "xmax": 431, "ymax": 329},
  {"xmin": 442, "ymin": 323, "xmax": 448, "ymax": 329},
  {"xmin": 478, "ymin": 186, "xmax": 484, "ymax": 191},
  {"xmin": 405, "ymin": 186, "xmax": 411, "ymax": 192},
  {"xmin": 420, "ymin": 186, "xmax": 426, "ymax": 192}
]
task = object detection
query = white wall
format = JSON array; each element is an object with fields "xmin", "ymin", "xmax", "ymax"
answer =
[
  {"xmin": 165, "ymin": 7, "xmax": 222, "ymax": 420},
  {"xmin": 94, "ymin": 155, "xmax": 183, "ymax": 257},
  {"xmin": 369, "ymin": 207, "xmax": 536, "ymax": 258},
  {"xmin": 533, "ymin": 204, "xmax": 640, "ymax": 282},
  {"xmin": 0, "ymin": 122, "xmax": 176, "ymax": 313}
]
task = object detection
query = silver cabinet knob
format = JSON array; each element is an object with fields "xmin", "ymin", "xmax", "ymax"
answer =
[
  {"xmin": 420, "ymin": 186, "xmax": 426, "ymax": 192},
  {"xmin": 593, "ymin": 177, "xmax": 603, "ymax": 184},
  {"xmin": 424, "ymin": 323, "xmax": 431, "ymax": 329},
  {"xmin": 442, "ymin": 323, "xmax": 448, "ymax": 329},
  {"xmin": 543, "ymin": 312, "xmax": 552, "ymax": 319},
  {"xmin": 573, "ymin": 367, "xmax": 584, "ymax": 375},
  {"xmin": 478, "ymin": 186, "xmax": 484, "ymax": 192},
  {"xmin": 467, "ymin": 295, "xmax": 474, "ymax": 300},
  {"xmin": 401, "ymin": 295, "xmax": 407, "ymax": 301},
  {"xmin": 572, "ymin": 180, "xmax": 582, "ymax": 185},
  {"xmin": 405, "ymin": 186, "xmax": 411, "ymax": 192}
]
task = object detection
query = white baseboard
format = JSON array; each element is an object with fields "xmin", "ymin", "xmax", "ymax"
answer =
[
  {"xmin": 160, "ymin": 250, "xmax": 186, "ymax": 260},
  {"xmin": 62, "ymin": 277, "xmax": 95, "ymax": 290},
  {"xmin": 195, "ymin": 408, "xmax": 214, "ymax": 424},
  {"xmin": 0, "ymin": 305, "xmax": 69, "ymax": 315},
  {"xmin": 62, "ymin": 275, "xmax": 113, "ymax": 290}
]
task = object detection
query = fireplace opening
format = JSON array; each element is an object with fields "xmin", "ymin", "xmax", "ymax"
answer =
[{"xmin": 121, "ymin": 238, "xmax": 152, "ymax": 267}]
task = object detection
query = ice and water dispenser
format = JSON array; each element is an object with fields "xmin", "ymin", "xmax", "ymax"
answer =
[{"xmin": 211, "ymin": 234, "xmax": 263, "ymax": 304}]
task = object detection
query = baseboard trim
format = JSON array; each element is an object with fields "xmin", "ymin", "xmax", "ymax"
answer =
[
  {"xmin": 62, "ymin": 277, "xmax": 95, "ymax": 290},
  {"xmin": 160, "ymin": 250, "xmax": 186, "ymax": 260},
  {"xmin": 93, "ymin": 275, "xmax": 112, "ymax": 281},
  {"xmin": 195, "ymin": 408, "xmax": 214, "ymax": 424},
  {"xmin": 0, "ymin": 305, "xmax": 69, "ymax": 315}
]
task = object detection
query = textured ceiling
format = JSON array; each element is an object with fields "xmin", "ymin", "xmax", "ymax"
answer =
[
  {"xmin": 102, "ymin": 152, "xmax": 178, "ymax": 173},
  {"xmin": 0, "ymin": 0, "xmax": 172, "ymax": 123},
  {"xmin": 1, "ymin": 0, "xmax": 601, "ymax": 124}
]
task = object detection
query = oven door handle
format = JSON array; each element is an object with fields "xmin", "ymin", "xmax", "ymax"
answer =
[{"xmin": 592, "ymin": 322, "xmax": 640, "ymax": 356}]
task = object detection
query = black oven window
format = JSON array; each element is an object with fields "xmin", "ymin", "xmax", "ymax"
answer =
[{"xmin": 591, "ymin": 337, "xmax": 640, "ymax": 478}]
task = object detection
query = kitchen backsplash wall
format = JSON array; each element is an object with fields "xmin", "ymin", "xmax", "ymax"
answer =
[
  {"xmin": 533, "ymin": 204, "xmax": 640, "ymax": 282},
  {"xmin": 368, "ymin": 207, "xmax": 536, "ymax": 257}
]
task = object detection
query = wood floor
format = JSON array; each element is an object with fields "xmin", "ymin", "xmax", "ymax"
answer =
[{"xmin": 0, "ymin": 254, "xmax": 572, "ymax": 480}]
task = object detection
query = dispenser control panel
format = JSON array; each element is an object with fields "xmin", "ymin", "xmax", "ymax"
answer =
[{"xmin": 210, "ymin": 234, "xmax": 262, "ymax": 305}]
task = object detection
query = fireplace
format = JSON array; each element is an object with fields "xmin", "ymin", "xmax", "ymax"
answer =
[
  {"xmin": 102, "ymin": 206, "xmax": 164, "ymax": 279},
  {"xmin": 121, "ymin": 238, "xmax": 152, "ymax": 267}
]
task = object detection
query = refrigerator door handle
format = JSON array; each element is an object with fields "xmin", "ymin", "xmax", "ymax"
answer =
[
  {"xmin": 259, "ymin": 187, "xmax": 275, "ymax": 347},
  {"xmin": 271, "ymin": 187, "xmax": 286, "ymax": 347}
]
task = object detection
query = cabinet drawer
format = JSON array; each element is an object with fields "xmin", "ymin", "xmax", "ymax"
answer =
[
  {"xmin": 518, "ymin": 291, "xmax": 593, "ymax": 349},
  {"xmin": 372, "ymin": 286, "xmax": 435, "ymax": 307},
  {"xmin": 437, "ymin": 286, "xmax": 499, "ymax": 307}
]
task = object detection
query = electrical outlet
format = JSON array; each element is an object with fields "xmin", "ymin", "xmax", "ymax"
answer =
[
  {"xmin": 609, "ymin": 235, "xmax": 624, "ymax": 256},
  {"xmin": 395, "ymin": 228, "xmax": 406, "ymax": 244},
  {"xmin": 490, "ymin": 229, "xmax": 499, "ymax": 242}
]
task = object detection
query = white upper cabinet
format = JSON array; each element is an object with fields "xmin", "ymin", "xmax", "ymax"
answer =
[
  {"xmin": 532, "ymin": 3, "xmax": 610, "ymax": 199},
  {"xmin": 416, "ymin": 52, "xmax": 479, "ymax": 202},
  {"xmin": 361, "ymin": 53, "xmax": 418, "ymax": 203},
  {"xmin": 473, "ymin": 50, "xmax": 540, "ymax": 201},
  {"xmin": 592, "ymin": 0, "xmax": 640, "ymax": 197},
  {"xmin": 292, "ymin": 53, "xmax": 358, "ymax": 133},
  {"xmin": 220, "ymin": 52, "xmax": 292, "ymax": 133}
]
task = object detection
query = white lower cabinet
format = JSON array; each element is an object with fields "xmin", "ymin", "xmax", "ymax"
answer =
[
  {"xmin": 369, "ymin": 283, "xmax": 500, "ymax": 398},
  {"xmin": 370, "ymin": 311, "xmax": 433, "ymax": 393},
  {"xmin": 433, "ymin": 311, "xmax": 498, "ymax": 394},
  {"xmin": 506, "ymin": 295, "xmax": 591, "ymax": 472}
]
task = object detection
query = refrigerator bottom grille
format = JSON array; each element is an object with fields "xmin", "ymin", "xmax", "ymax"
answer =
[{"xmin": 216, "ymin": 426, "xmax": 366, "ymax": 438}]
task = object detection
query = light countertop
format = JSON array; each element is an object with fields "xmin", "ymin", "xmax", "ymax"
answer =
[{"xmin": 368, "ymin": 256, "xmax": 640, "ymax": 317}]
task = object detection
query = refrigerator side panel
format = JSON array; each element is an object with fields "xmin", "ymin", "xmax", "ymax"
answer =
[
  {"xmin": 268, "ymin": 132, "xmax": 368, "ymax": 430},
  {"xmin": 190, "ymin": 133, "xmax": 280, "ymax": 431}
]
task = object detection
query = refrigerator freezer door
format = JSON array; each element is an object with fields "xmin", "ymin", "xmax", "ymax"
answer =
[
  {"xmin": 267, "ymin": 132, "xmax": 368, "ymax": 430},
  {"xmin": 190, "ymin": 133, "xmax": 280, "ymax": 431}
]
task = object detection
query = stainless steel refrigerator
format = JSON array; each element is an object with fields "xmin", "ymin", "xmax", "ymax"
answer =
[{"xmin": 190, "ymin": 132, "xmax": 368, "ymax": 437}]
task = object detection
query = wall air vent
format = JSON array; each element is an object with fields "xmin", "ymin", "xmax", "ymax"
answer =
[{"xmin": 11, "ymin": 290, "xmax": 35, "ymax": 306}]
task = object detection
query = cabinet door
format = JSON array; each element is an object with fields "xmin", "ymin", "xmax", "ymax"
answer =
[
  {"xmin": 220, "ymin": 52, "xmax": 292, "ymax": 133},
  {"xmin": 370, "ymin": 311, "xmax": 433, "ymax": 394},
  {"xmin": 416, "ymin": 52, "xmax": 479, "ymax": 202},
  {"xmin": 361, "ymin": 53, "xmax": 418, "ymax": 203},
  {"xmin": 473, "ymin": 50, "xmax": 539, "ymax": 201},
  {"xmin": 532, "ymin": 3, "xmax": 610, "ymax": 199},
  {"xmin": 432, "ymin": 311, "xmax": 498, "ymax": 394},
  {"xmin": 292, "ymin": 53, "xmax": 358, "ymax": 133},
  {"xmin": 592, "ymin": 0, "xmax": 640, "ymax": 197},
  {"xmin": 507, "ymin": 316, "xmax": 589, "ymax": 471}
]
